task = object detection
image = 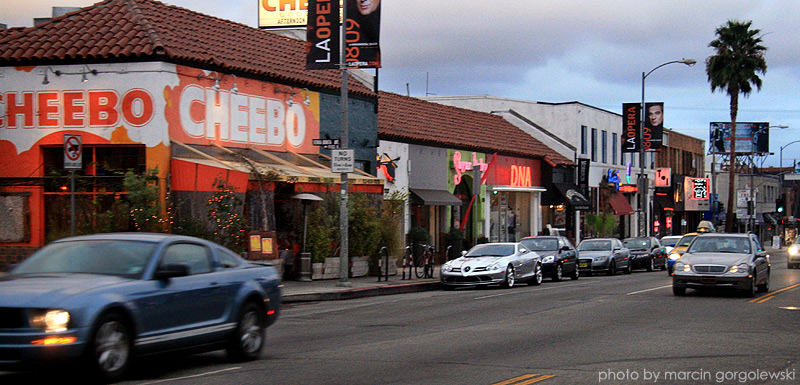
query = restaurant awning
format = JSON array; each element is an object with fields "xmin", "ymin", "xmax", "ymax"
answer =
[
  {"xmin": 553, "ymin": 183, "xmax": 590, "ymax": 211},
  {"xmin": 410, "ymin": 188, "xmax": 462, "ymax": 206},
  {"xmin": 609, "ymin": 191, "xmax": 635, "ymax": 216}
]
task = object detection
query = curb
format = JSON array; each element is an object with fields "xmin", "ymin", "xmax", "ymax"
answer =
[{"xmin": 283, "ymin": 281, "xmax": 442, "ymax": 303}]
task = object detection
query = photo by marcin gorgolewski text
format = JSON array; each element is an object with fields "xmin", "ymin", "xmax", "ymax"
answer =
[{"xmin": 598, "ymin": 368, "xmax": 796, "ymax": 383}]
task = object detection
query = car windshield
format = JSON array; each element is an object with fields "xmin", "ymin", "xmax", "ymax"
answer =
[
  {"xmin": 687, "ymin": 237, "xmax": 750, "ymax": 254},
  {"xmin": 11, "ymin": 240, "xmax": 156, "ymax": 279},
  {"xmin": 465, "ymin": 244, "xmax": 515, "ymax": 257},
  {"xmin": 520, "ymin": 238, "xmax": 558, "ymax": 251},
  {"xmin": 623, "ymin": 239, "xmax": 650, "ymax": 250},
  {"xmin": 661, "ymin": 236, "xmax": 681, "ymax": 246},
  {"xmin": 578, "ymin": 240, "xmax": 612, "ymax": 251},
  {"xmin": 676, "ymin": 235, "xmax": 697, "ymax": 248}
]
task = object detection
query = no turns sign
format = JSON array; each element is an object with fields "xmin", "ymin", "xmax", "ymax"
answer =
[{"xmin": 64, "ymin": 134, "xmax": 82, "ymax": 170}]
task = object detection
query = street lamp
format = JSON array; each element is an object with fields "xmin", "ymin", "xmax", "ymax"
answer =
[{"xmin": 639, "ymin": 58, "xmax": 696, "ymax": 237}]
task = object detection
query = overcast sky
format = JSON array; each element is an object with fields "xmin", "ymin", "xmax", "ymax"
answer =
[{"xmin": 4, "ymin": 0, "xmax": 799, "ymax": 167}]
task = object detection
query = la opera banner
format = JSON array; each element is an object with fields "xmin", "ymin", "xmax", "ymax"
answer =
[
  {"xmin": 344, "ymin": 0, "xmax": 381, "ymax": 68},
  {"xmin": 0, "ymin": 63, "xmax": 321, "ymax": 177}
]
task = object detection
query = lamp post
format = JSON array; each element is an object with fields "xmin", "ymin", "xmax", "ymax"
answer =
[{"xmin": 639, "ymin": 58, "xmax": 696, "ymax": 237}]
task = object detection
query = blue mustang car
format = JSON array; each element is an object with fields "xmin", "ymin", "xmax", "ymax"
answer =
[{"xmin": 0, "ymin": 233, "xmax": 281, "ymax": 382}]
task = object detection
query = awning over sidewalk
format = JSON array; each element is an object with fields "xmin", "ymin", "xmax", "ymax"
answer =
[
  {"xmin": 552, "ymin": 183, "xmax": 590, "ymax": 211},
  {"xmin": 609, "ymin": 191, "xmax": 635, "ymax": 216},
  {"xmin": 410, "ymin": 188, "xmax": 462, "ymax": 206}
]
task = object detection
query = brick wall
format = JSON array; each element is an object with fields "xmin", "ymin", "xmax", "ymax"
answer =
[{"xmin": 0, "ymin": 246, "xmax": 37, "ymax": 271}]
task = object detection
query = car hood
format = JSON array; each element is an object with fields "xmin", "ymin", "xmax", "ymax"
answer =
[
  {"xmin": 447, "ymin": 256, "xmax": 506, "ymax": 268},
  {"xmin": 680, "ymin": 253, "xmax": 751, "ymax": 265},
  {"xmin": 578, "ymin": 251, "xmax": 612, "ymax": 258},
  {"xmin": 534, "ymin": 250, "xmax": 558, "ymax": 258},
  {"xmin": 0, "ymin": 274, "xmax": 129, "ymax": 307}
]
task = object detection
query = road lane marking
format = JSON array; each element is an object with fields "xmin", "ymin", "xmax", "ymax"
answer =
[
  {"xmin": 493, "ymin": 374, "xmax": 555, "ymax": 385},
  {"xmin": 750, "ymin": 283, "xmax": 800, "ymax": 303},
  {"xmin": 474, "ymin": 281, "xmax": 599, "ymax": 300},
  {"xmin": 139, "ymin": 367, "xmax": 241, "ymax": 385},
  {"xmin": 626, "ymin": 285, "xmax": 671, "ymax": 295}
]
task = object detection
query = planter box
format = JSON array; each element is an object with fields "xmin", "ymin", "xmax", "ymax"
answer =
[
  {"xmin": 317, "ymin": 256, "xmax": 370, "ymax": 279},
  {"xmin": 312, "ymin": 262, "xmax": 324, "ymax": 280}
]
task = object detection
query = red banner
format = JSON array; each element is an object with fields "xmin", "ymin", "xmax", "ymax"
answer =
[{"xmin": 344, "ymin": 0, "xmax": 381, "ymax": 68}]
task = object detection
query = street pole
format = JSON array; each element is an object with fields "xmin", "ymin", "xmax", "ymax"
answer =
[
  {"xmin": 338, "ymin": 1, "xmax": 351, "ymax": 287},
  {"xmin": 639, "ymin": 58, "xmax": 696, "ymax": 238}
]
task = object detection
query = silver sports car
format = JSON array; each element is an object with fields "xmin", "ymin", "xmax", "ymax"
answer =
[
  {"xmin": 440, "ymin": 243, "xmax": 542, "ymax": 289},
  {"xmin": 672, "ymin": 233, "xmax": 770, "ymax": 297}
]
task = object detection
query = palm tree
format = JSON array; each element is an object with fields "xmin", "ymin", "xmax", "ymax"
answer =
[{"xmin": 706, "ymin": 20, "xmax": 767, "ymax": 233}]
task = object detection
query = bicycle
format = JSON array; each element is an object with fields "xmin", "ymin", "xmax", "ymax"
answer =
[{"xmin": 415, "ymin": 244, "xmax": 435, "ymax": 279}]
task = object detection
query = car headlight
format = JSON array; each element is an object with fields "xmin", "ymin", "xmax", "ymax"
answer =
[
  {"xmin": 789, "ymin": 245, "xmax": 799, "ymax": 256},
  {"xmin": 30, "ymin": 309, "xmax": 71, "ymax": 332},
  {"xmin": 487, "ymin": 262, "xmax": 502, "ymax": 271},
  {"xmin": 669, "ymin": 253, "xmax": 681, "ymax": 261},
  {"xmin": 729, "ymin": 263, "xmax": 750, "ymax": 274},
  {"xmin": 441, "ymin": 263, "xmax": 452, "ymax": 273},
  {"xmin": 542, "ymin": 256, "xmax": 555, "ymax": 264},
  {"xmin": 595, "ymin": 256, "xmax": 607, "ymax": 262},
  {"xmin": 674, "ymin": 262, "xmax": 690, "ymax": 273}
]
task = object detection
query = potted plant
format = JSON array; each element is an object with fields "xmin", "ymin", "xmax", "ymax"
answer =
[
  {"xmin": 443, "ymin": 227, "xmax": 464, "ymax": 261},
  {"xmin": 306, "ymin": 204, "xmax": 336, "ymax": 279}
]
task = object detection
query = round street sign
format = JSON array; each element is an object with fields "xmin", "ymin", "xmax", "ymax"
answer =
[{"xmin": 64, "ymin": 134, "xmax": 82, "ymax": 169}]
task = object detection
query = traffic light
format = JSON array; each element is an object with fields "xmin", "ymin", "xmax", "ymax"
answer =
[{"xmin": 776, "ymin": 197, "xmax": 785, "ymax": 213}]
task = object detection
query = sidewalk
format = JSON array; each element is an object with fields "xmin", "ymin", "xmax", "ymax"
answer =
[{"xmin": 280, "ymin": 266, "xmax": 442, "ymax": 303}]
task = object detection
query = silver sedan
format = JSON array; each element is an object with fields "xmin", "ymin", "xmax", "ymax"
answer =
[
  {"xmin": 440, "ymin": 243, "xmax": 542, "ymax": 289},
  {"xmin": 672, "ymin": 233, "xmax": 770, "ymax": 297}
]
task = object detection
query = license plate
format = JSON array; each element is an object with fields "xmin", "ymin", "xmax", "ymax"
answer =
[
  {"xmin": 579, "ymin": 263, "xmax": 588, "ymax": 268},
  {"xmin": 702, "ymin": 277, "xmax": 716, "ymax": 284}
]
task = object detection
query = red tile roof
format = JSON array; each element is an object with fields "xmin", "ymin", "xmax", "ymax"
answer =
[
  {"xmin": 378, "ymin": 92, "xmax": 573, "ymax": 167},
  {"xmin": 0, "ymin": 0, "xmax": 373, "ymax": 97}
]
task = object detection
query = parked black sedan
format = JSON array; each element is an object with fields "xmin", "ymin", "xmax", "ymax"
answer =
[
  {"xmin": 623, "ymin": 237, "xmax": 668, "ymax": 272},
  {"xmin": 519, "ymin": 235, "xmax": 579, "ymax": 281}
]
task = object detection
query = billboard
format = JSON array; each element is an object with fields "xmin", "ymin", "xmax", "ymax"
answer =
[
  {"xmin": 709, "ymin": 122, "xmax": 769, "ymax": 154},
  {"xmin": 621, "ymin": 102, "xmax": 663, "ymax": 152},
  {"xmin": 259, "ymin": 0, "xmax": 308, "ymax": 29}
]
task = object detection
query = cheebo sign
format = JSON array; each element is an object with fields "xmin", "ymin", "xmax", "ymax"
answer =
[{"xmin": 0, "ymin": 64, "xmax": 321, "ymax": 154}]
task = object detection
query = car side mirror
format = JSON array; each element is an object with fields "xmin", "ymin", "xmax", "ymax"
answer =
[
  {"xmin": 461, "ymin": 250, "xmax": 467, "ymax": 257},
  {"xmin": 755, "ymin": 251, "xmax": 767, "ymax": 259},
  {"xmin": 560, "ymin": 245, "xmax": 570, "ymax": 251},
  {"xmin": 154, "ymin": 263, "xmax": 189, "ymax": 280}
]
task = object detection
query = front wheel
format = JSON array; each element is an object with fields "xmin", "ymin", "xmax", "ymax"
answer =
[
  {"xmin": 501, "ymin": 265, "xmax": 516, "ymax": 288},
  {"xmin": 553, "ymin": 264, "xmax": 563, "ymax": 281},
  {"xmin": 647, "ymin": 258, "xmax": 655, "ymax": 272},
  {"xmin": 528, "ymin": 263, "xmax": 543, "ymax": 286},
  {"xmin": 227, "ymin": 302, "xmax": 266, "ymax": 361},
  {"xmin": 757, "ymin": 272, "xmax": 770, "ymax": 293},
  {"xmin": 607, "ymin": 261, "xmax": 616, "ymax": 276},
  {"xmin": 87, "ymin": 312, "xmax": 132, "ymax": 383},
  {"xmin": 571, "ymin": 265, "xmax": 580, "ymax": 280}
]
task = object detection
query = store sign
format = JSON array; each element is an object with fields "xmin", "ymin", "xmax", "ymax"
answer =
[
  {"xmin": 684, "ymin": 177, "xmax": 710, "ymax": 211},
  {"xmin": 482, "ymin": 154, "xmax": 541, "ymax": 188},
  {"xmin": 452, "ymin": 151, "xmax": 488, "ymax": 185},
  {"xmin": 655, "ymin": 168, "xmax": 671, "ymax": 187},
  {"xmin": 0, "ymin": 64, "xmax": 321, "ymax": 155}
]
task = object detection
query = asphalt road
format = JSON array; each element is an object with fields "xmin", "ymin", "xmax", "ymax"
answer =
[{"xmin": 5, "ymin": 251, "xmax": 799, "ymax": 385}]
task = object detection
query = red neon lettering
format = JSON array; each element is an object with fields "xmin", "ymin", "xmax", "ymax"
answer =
[
  {"xmin": 63, "ymin": 91, "xmax": 85, "ymax": 127},
  {"xmin": 88, "ymin": 91, "xmax": 119, "ymax": 127},
  {"xmin": 121, "ymin": 89, "xmax": 154, "ymax": 126},
  {"xmin": 6, "ymin": 92, "xmax": 35, "ymax": 128},
  {"xmin": 37, "ymin": 91, "xmax": 60, "ymax": 127},
  {"xmin": 262, "ymin": 0, "xmax": 306, "ymax": 12}
]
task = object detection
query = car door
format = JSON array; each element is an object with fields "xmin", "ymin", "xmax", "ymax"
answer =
[
  {"xmin": 559, "ymin": 237, "xmax": 578, "ymax": 273},
  {"xmin": 750, "ymin": 235, "xmax": 769, "ymax": 280},
  {"xmin": 613, "ymin": 239, "xmax": 630, "ymax": 268},
  {"xmin": 138, "ymin": 242, "xmax": 228, "ymax": 342},
  {"xmin": 515, "ymin": 244, "xmax": 535, "ymax": 278}
]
